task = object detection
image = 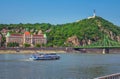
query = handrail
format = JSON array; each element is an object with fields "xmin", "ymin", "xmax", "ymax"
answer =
[{"xmin": 94, "ymin": 73, "xmax": 120, "ymax": 79}]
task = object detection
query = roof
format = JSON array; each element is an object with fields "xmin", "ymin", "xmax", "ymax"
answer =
[
  {"xmin": 24, "ymin": 31, "xmax": 30, "ymax": 35},
  {"xmin": 33, "ymin": 34, "xmax": 44, "ymax": 38},
  {"xmin": 33, "ymin": 34, "xmax": 43, "ymax": 36},
  {"xmin": 2, "ymin": 29, "xmax": 7, "ymax": 33},
  {"xmin": 11, "ymin": 34, "xmax": 23, "ymax": 36}
]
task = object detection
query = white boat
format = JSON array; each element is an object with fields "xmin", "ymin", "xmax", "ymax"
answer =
[{"xmin": 29, "ymin": 53, "xmax": 60, "ymax": 60}]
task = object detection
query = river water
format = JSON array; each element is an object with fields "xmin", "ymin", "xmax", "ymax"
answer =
[{"xmin": 0, "ymin": 53, "xmax": 120, "ymax": 79}]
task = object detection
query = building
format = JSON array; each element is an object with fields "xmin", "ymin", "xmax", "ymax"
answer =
[
  {"xmin": 88, "ymin": 10, "xmax": 96, "ymax": 19},
  {"xmin": 6, "ymin": 31, "xmax": 47, "ymax": 47},
  {"xmin": 0, "ymin": 35, "xmax": 2, "ymax": 47},
  {"xmin": 1, "ymin": 29, "xmax": 8, "ymax": 36}
]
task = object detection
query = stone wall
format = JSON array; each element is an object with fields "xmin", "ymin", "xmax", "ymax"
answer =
[
  {"xmin": 74, "ymin": 48, "xmax": 120, "ymax": 54},
  {"xmin": 0, "ymin": 49, "xmax": 66, "ymax": 54},
  {"xmin": 0, "ymin": 48, "xmax": 120, "ymax": 54}
]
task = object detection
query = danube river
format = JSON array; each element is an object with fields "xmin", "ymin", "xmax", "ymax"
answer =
[{"xmin": 0, "ymin": 53, "xmax": 120, "ymax": 79}]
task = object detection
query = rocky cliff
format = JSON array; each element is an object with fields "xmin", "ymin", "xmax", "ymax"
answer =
[{"xmin": 64, "ymin": 16, "xmax": 120, "ymax": 46}]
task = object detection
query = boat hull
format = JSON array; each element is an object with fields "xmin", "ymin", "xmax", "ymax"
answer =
[{"xmin": 29, "ymin": 54, "xmax": 60, "ymax": 60}]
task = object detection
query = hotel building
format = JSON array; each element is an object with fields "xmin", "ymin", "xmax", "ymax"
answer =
[{"xmin": 6, "ymin": 31, "xmax": 47, "ymax": 47}]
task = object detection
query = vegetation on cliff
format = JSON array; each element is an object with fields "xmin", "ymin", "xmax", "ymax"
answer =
[
  {"xmin": 47, "ymin": 16, "xmax": 120, "ymax": 47},
  {"xmin": 0, "ymin": 16, "xmax": 120, "ymax": 47}
]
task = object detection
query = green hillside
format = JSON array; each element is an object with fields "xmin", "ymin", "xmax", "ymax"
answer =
[
  {"xmin": 47, "ymin": 16, "xmax": 120, "ymax": 47},
  {"xmin": 0, "ymin": 16, "xmax": 120, "ymax": 47}
]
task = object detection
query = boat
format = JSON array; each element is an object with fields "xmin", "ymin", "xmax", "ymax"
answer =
[{"xmin": 29, "ymin": 53, "xmax": 60, "ymax": 60}]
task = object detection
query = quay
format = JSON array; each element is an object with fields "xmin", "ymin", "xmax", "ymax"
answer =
[
  {"xmin": 0, "ymin": 47, "xmax": 120, "ymax": 54},
  {"xmin": 0, "ymin": 47, "xmax": 68, "ymax": 54},
  {"xmin": 94, "ymin": 73, "xmax": 120, "ymax": 79},
  {"xmin": 74, "ymin": 46, "xmax": 120, "ymax": 54}
]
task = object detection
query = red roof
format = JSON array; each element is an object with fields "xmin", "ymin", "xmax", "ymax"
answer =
[
  {"xmin": 2, "ymin": 29, "xmax": 7, "ymax": 33},
  {"xmin": 33, "ymin": 34, "xmax": 44, "ymax": 38},
  {"xmin": 24, "ymin": 31, "xmax": 30, "ymax": 35},
  {"xmin": 11, "ymin": 34, "xmax": 23, "ymax": 36}
]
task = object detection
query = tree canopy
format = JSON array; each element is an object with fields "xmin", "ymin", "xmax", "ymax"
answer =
[{"xmin": 0, "ymin": 16, "xmax": 120, "ymax": 47}]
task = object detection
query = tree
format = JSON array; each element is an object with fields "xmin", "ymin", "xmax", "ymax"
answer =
[
  {"xmin": 23, "ymin": 43, "xmax": 31, "ymax": 48},
  {"xmin": 7, "ymin": 42, "xmax": 19, "ymax": 47},
  {"xmin": 35, "ymin": 44, "xmax": 41, "ymax": 47}
]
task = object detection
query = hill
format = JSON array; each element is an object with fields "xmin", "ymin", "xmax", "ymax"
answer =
[
  {"xmin": 47, "ymin": 16, "xmax": 120, "ymax": 47},
  {"xmin": 0, "ymin": 16, "xmax": 120, "ymax": 47}
]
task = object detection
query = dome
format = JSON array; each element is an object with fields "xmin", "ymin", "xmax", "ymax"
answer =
[{"xmin": 24, "ymin": 31, "xmax": 30, "ymax": 35}]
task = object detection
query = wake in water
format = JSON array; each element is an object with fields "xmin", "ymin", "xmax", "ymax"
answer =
[
  {"xmin": 0, "ymin": 58, "xmax": 34, "ymax": 62},
  {"xmin": 18, "ymin": 58, "xmax": 34, "ymax": 61}
]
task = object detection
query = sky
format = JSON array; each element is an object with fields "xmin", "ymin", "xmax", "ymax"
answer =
[{"xmin": 0, "ymin": 0, "xmax": 120, "ymax": 26}]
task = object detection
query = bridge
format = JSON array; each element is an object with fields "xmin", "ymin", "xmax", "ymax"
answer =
[{"xmin": 73, "ymin": 36, "xmax": 120, "ymax": 54}]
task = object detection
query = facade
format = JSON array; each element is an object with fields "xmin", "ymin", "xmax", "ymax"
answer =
[
  {"xmin": 1, "ymin": 29, "xmax": 8, "ymax": 36},
  {"xmin": 0, "ymin": 35, "xmax": 2, "ymax": 47},
  {"xmin": 6, "ymin": 31, "xmax": 47, "ymax": 47}
]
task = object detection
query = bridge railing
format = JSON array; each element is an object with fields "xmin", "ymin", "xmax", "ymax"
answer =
[{"xmin": 94, "ymin": 73, "xmax": 120, "ymax": 79}]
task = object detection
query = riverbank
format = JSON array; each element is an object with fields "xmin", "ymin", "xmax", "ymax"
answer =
[
  {"xmin": 74, "ymin": 48, "xmax": 120, "ymax": 54},
  {"xmin": 0, "ymin": 49, "xmax": 66, "ymax": 54},
  {"xmin": 0, "ymin": 47, "xmax": 120, "ymax": 54},
  {"xmin": 0, "ymin": 48, "xmax": 67, "ymax": 54}
]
